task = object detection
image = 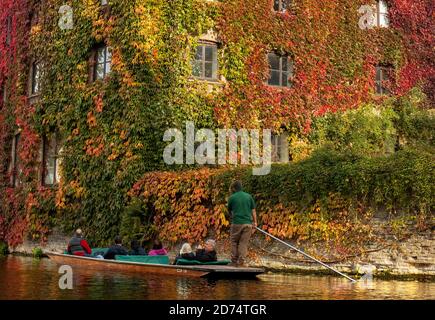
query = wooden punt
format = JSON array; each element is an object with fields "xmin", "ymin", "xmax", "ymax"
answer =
[{"xmin": 47, "ymin": 253, "xmax": 265, "ymax": 279}]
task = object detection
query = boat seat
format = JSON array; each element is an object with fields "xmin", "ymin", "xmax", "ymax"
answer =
[
  {"xmin": 115, "ymin": 255, "xmax": 170, "ymax": 265},
  {"xmin": 91, "ymin": 248, "xmax": 109, "ymax": 256},
  {"xmin": 176, "ymin": 259, "xmax": 231, "ymax": 265}
]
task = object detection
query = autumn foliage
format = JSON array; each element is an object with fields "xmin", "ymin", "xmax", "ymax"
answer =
[{"xmin": 0, "ymin": 0, "xmax": 433, "ymax": 246}]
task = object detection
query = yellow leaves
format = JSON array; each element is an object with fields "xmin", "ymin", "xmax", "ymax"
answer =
[
  {"xmin": 107, "ymin": 153, "xmax": 119, "ymax": 161},
  {"xmin": 30, "ymin": 25, "xmax": 42, "ymax": 35},
  {"xmin": 69, "ymin": 180, "xmax": 85, "ymax": 199},
  {"xmin": 125, "ymin": 151, "xmax": 133, "ymax": 158},
  {"xmin": 134, "ymin": 142, "xmax": 144, "ymax": 150},
  {"xmin": 94, "ymin": 94, "xmax": 104, "ymax": 113},
  {"xmin": 120, "ymin": 130, "xmax": 127, "ymax": 140},
  {"xmin": 87, "ymin": 111, "xmax": 97, "ymax": 127},
  {"xmin": 84, "ymin": 137, "xmax": 104, "ymax": 157},
  {"xmin": 121, "ymin": 73, "xmax": 139, "ymax": 88}
]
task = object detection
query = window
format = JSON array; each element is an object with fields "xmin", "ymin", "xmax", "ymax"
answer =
[
  {"xmin": 192, "ymin": 43, "xmax": 218, "ymax": 81},
  {"xmin": 271, "ymin": 133, "xmax": 289, "ymax": 163},
  {"xmin": 11, "ymin": 133, "xmax": 21, "ymax": 187},
  {"xmin": 375, "ymin": 64, "xmax": 392, "ymax": 95},
  {"xmin": 375, "ymin": 0, "xmax": 389, "ymax": 27},
  {"xmin": 273, "ymin": 0, "xmax": 290, "ymax": 12},
  {"xmin": 267, "ymin": 52, "xmax": 293, "ymax": 87},
  {"xmin": 42, "ymin": 135, "xmax": 61, "ymax": 186},
  {"xmin": 101, "ymin": 0, "xmax": 108, "ymax": 5},
  {"xmin": 6, "ymin": 16, "xmax": 12, "ymax": 46},
  {"xmin": 93, "ymin": 45, "xmax": 112, "ymax": 81},
  {"xmin": 0, "ymin": 83, "xmax": 6, "ymax": 107},
  {"xmin": 31, "ymin": 61, "xmax": 42, "ymax": 95}
]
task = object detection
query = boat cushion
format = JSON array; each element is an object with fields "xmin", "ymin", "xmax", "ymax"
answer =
[
  {"xmin": 176, "ymin": 259, "xmax": 231, "ymax": 265},
  {"xmin": 115, "ymin": 255, "xmax": 170, "ymax": 265},
  {"xmin": 63, "ymin": 248, "xmax": 109, "ymax": 256},
  {"xmin": 91, "ymin": 248, "xmax": 109, "ymax": 256}
]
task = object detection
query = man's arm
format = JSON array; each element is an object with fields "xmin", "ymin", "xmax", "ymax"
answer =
[
  {"xmin": 251, "ymin": 195, "xmax": 257, "ymax": 226},
  {"xmin": 81, "ymin": 239, "xmax": 92, "ymax": 254}
]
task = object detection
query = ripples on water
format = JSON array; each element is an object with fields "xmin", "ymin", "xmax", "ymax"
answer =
[{"xmin": 0, "ymin": 255, "xmax": 433, "ymax": 300}]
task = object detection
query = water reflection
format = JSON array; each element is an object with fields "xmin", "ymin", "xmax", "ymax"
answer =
[{"xmin": 0, "ymin": 256, "xmax": 433, "ymax": 300}]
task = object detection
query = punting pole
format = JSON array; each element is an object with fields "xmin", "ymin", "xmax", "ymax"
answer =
[{"xmin": 255, "ymin": 226, "xmax": 357, "ymax": 283}]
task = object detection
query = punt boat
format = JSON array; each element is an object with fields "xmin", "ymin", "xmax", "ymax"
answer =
[{"xmin": 47, "ymin": 252, "xmax": 265, "ymax": 279}]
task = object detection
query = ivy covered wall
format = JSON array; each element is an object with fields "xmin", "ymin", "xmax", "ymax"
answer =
[{"xmin": 0, "ymin": 0, "xmax": 433, "ymax": 246}]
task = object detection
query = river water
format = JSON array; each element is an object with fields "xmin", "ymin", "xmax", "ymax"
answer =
[{"xmin": 0, "ymin": 255, "xmax": 433, "ymax": 300}]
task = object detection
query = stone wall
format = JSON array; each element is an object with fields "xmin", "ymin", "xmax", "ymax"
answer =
[{"xmin": 250, "ymin": 229, "xmax": 434, "ymax": 279}]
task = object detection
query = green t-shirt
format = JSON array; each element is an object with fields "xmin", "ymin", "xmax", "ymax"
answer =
[{"xmin": 227, "ymin": 191, "xmax": 256, "ymax": 225}]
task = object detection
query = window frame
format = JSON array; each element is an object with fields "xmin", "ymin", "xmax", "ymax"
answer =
[
  {"xmin": 266, "ymin": 52, "xmax": 294, "ymax": 88},
  {"xmin": 192, "ymin": 41, "xmax": 219, "ymax": 82},
  {"xmin": 42, "ymin": 134, "xmax": 61, "ymax": 187},
  {"xmin": 375, "ymin": 64, "xmax": 393, "ymax": 95},
  {"xmin": 271, "ymin": 132, "xmax": 289, "ymax": 163},
  {"xmin": 5, "ymin": 16, "xmax": 12, "ymax": 46},
  {"xmin": 11, "ymin": 133, "xmax": 21, "ymax": 188},
  {"xmin": 30, "ymin": 60, "xmax": 42, "ymax": 96},
  {"xmin": 273, "ymin": 0, "xmax": 291, "ymax": 13},
  {"xmin": 91, "ymin": 44, "xmax": 112, "ymax": 82},
  {"xmin": 375, "ymin": 0, "xmax": 389, "ymax": 27},
  {"xmin": 0, "ymin": 82, "xmax": 6, "ymax": 108}
]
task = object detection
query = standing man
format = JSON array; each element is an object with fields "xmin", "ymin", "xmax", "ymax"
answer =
[{"xmin": 227, "ymin": 180, "xmax": 257, "ymax": 267}]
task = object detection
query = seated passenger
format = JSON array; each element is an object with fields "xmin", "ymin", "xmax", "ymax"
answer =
[
  {"xmin": 104, "ymin": 236, "xmax": 128, "ymax": 260},
  {"xmin": 173, "ymin": 243, "xmax": 195, "ymax": 265},
  {"xmin": 67, "ymin": 229, "xmax": 92, "ymax": 257},
  {"xmin": 195, "ymin": 239, "xmax": 217, "ymax": 262},
  {"xmin": 129, "ymin": 239, "xmax": 147, "ymax": 256},
  {"xmin": 148, "ymin": 239, "xmax": 168, "ymax": 256}
]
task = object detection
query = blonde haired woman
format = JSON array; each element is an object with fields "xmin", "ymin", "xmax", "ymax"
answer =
[{"xmin": 173, "ymin": 242, "xmax": 196, "ymax": 265}]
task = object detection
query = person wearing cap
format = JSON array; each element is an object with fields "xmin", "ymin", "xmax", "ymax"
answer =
[
  {"xmin": 227, "ymin": 180, "xmax": 257, "ymax": 267},
  {"xmin": 67, "ymin": 229, "xmax": 92, "ymax": 256},
  {"xmin": 194, "ymin": 239, "xmax": 218, "ymax": 262}
]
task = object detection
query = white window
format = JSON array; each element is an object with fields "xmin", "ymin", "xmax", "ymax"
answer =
[
  {"xmin": 192, "ymin": 43, "xmax": 218, "ymax": 81},
  {"xmin": 375, "ymin": 0, "xmax": 389, "ymax": 27},
  {"xmin": 273, "ymin": 0, "xmax": 291, "ymax": 13},
  {"xmin": 42, "ymin": 135, "xmax": 61, "ymax": 186},
  {"xmin": 271, "ymin": 133, "xmax": 289, "ymax": 163},
  {"xmin": 31, "ymin": 61, "xmax": 42, "ymax": 95},
  {"xmin": 94, "ymin": 45, "xmax": 112, "ymax": 81}
]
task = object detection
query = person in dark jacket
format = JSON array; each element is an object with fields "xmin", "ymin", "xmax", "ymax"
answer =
[
  {"xmin": 67, "ymin": 229, "xmax": 92, "ymax": 257},
  {"xmin": 195, "ymin": 239, "xmax": 217, "ymax": 262},
  {"xmin": 173, "ymin": 243, "xmax": 196, "ymax": 265},
  {"xmin": 129, "ymin": 239, "xmax": 147, "ymax": 255},
  {"xmin": 104, "ymin": 236, "xmax": 128, "ymax": 260}
]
